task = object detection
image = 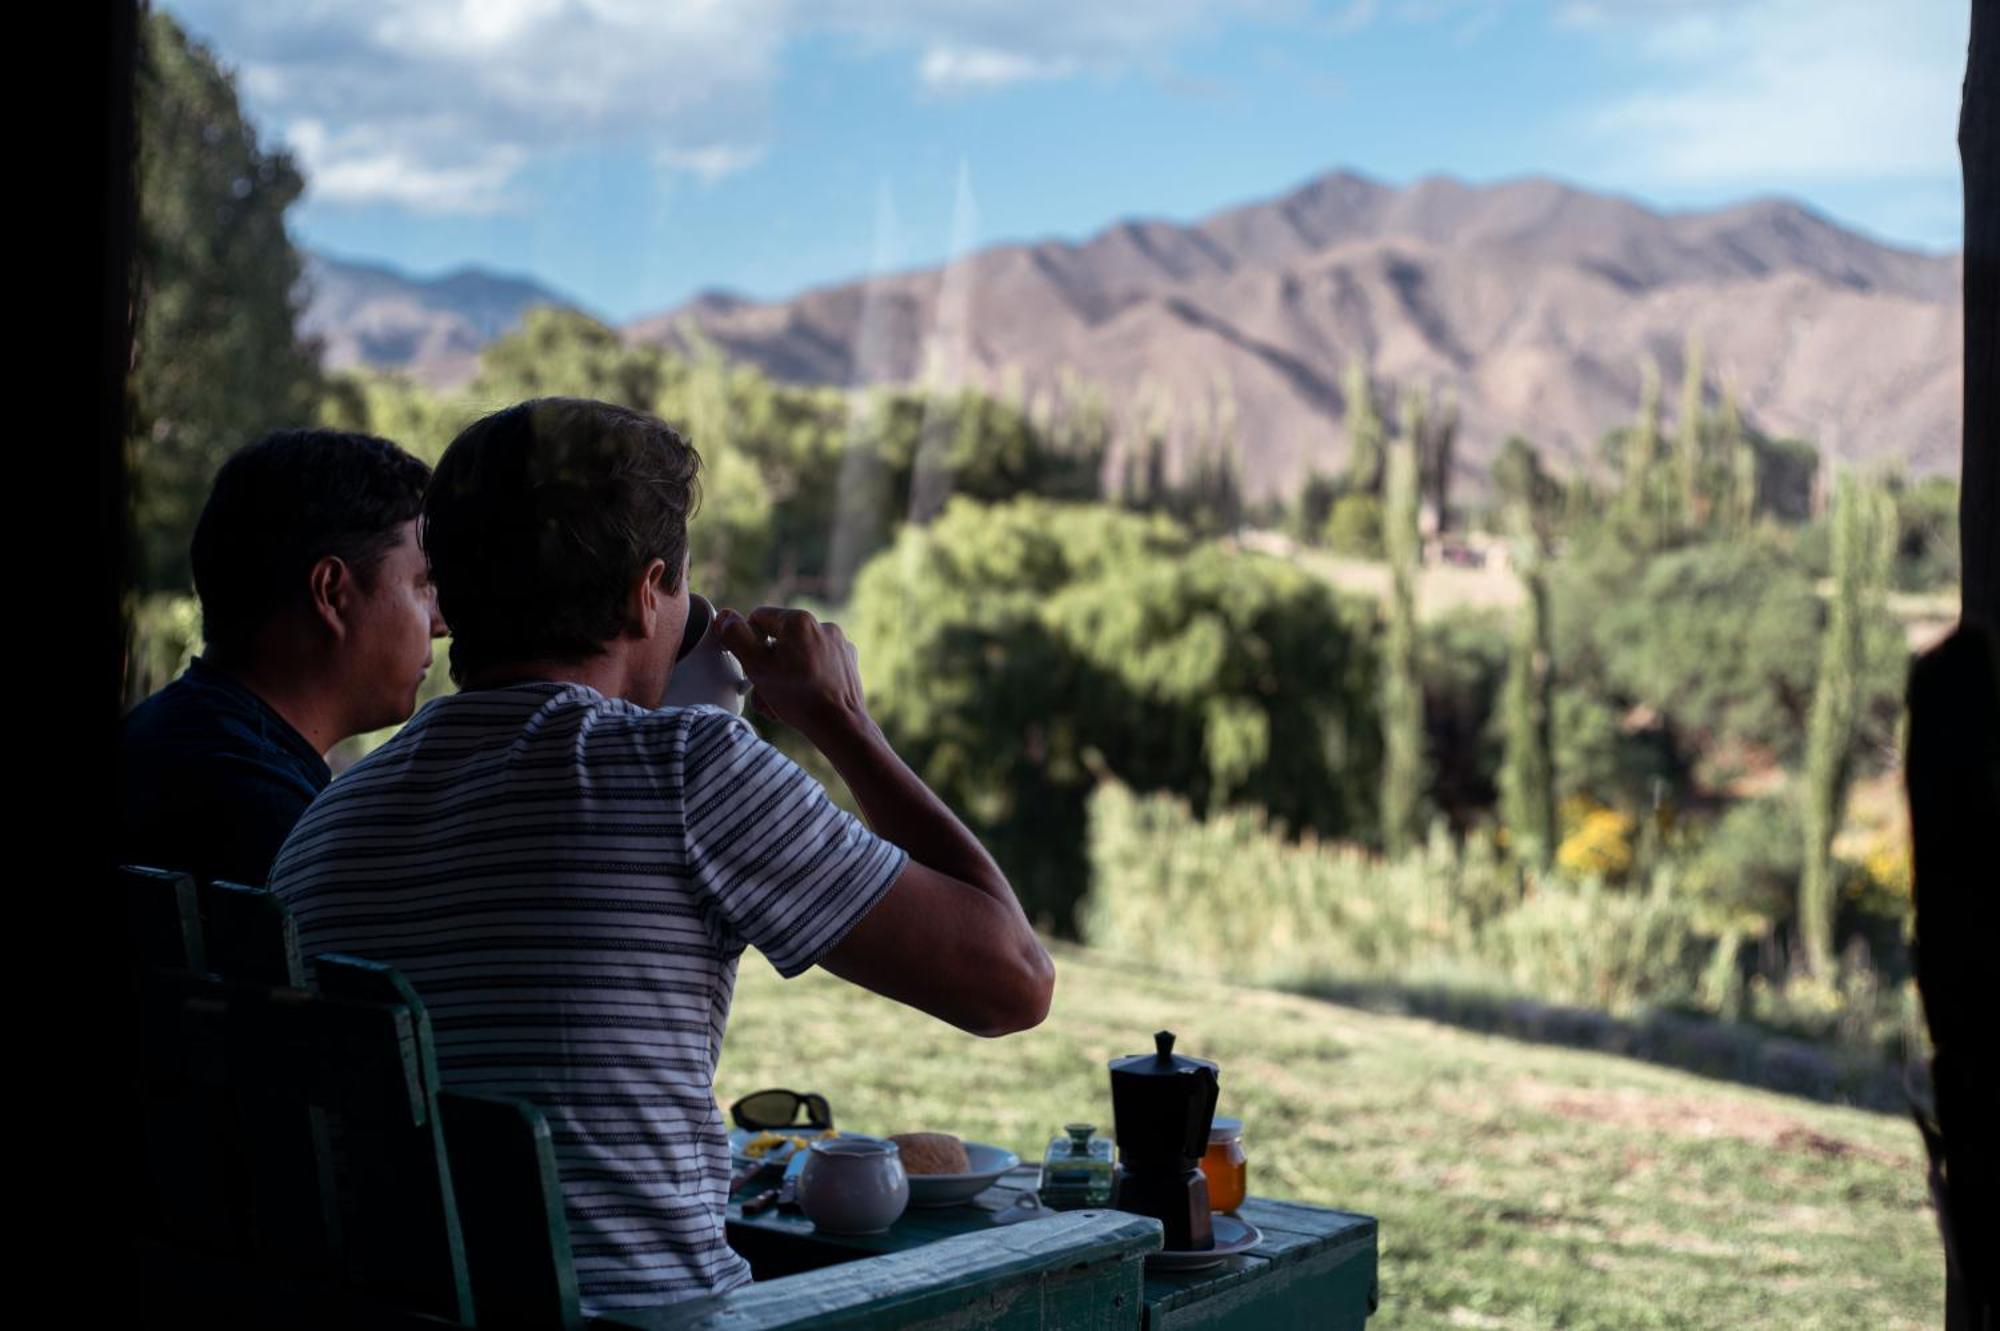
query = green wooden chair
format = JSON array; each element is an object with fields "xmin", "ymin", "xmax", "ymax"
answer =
[
  {"xmin": 318, "ymin": 954, "xmax": 587, "ymax": 1331},
  {"xmin": 129, "ymin": 874, "xmax": 586, "ymax": 1328},
  {"xmin": 139, "ymin": 965, "xmax": 475, "ymax": 1325}
]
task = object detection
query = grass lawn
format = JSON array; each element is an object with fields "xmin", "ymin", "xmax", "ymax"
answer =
[{"xmin": 717, "ymin": 942, "xmax": 1941, "ymax": 1329}]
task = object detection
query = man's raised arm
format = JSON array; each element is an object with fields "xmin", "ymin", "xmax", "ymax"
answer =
[{"xmin": 717, "ymin": 606, "xmax": 1054, "ymax": 1037}]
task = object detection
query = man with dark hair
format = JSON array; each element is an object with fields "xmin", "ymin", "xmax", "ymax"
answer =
[
  {"xmin": 270, "ymin": 397, "xmax": 1053, "ymax": 1312},
  {"xmin": 121, "ymin": 429, "xmax": 446, "ymax": 885}
]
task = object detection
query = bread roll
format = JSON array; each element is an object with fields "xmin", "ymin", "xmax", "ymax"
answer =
[{"xmin": 890, "ymin": 1132, "xmax": 971, "ymax": 1175}]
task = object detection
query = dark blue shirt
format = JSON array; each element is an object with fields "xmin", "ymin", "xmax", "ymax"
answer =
[{"xmin": 120, "ymin": 657, "xmax": 331, "ymax": 886}]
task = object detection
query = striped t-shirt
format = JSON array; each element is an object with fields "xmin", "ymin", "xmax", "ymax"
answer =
[{"xmin": 268, "ymin": 683, "xmax": 907, "ymax": 1310}]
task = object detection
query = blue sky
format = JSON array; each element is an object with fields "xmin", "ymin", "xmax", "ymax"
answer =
[{"xmin": 172, "ymin": 1, "xmax": 1968, "ymax": 323}]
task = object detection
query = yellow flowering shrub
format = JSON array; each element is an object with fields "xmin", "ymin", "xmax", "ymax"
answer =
[{"xmin": 1556, "ymin": 804, "xmax": 1636, "ymax": 881}]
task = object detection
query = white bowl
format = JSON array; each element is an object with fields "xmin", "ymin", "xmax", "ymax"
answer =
[{"xmin": 903, "ymin": 1142, "xmax": 1020, "ymax": 1208}]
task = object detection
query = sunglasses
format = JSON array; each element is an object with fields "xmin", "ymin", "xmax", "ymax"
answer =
[{"xmin": 730, "ymin": 1088, "xmax": 834, "ymax": 1132}]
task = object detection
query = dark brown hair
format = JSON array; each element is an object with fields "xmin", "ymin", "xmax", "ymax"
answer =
[
  {"xmin": 191, "ymin": 429, "xmax": 431, "ymax": 662},
  {"xmin": 422, "ymin": 397, "xmax": 701, "ymax": 682}
]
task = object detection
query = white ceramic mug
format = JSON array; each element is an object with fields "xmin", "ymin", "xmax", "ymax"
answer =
[
  {"xmin": 798, "ymin": 1136, "xmax": 910, "ymax": 1235},
  {"xmin": 662, "ymin": 592, "xmax": 751, "ymax": 714}
]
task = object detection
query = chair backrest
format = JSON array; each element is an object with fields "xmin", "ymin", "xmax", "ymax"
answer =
[
  {"xmin": 435, "ymin": 1091, "xmax": 585, "ymax": 1331},
  {"xmin": 124, "ymin": 864, "xmax": 208, "ymax": 1243},
  {"xmin": 123, "ymin": 864, "xmax": 204, "ymax": 973},
  {"xmin": 315, "ymin": 955, "xmax": 584, "ymax": 1330},
  {"xmin": 201, "ymin": 878, "xmax": 307, "ymax": 986},
  {"xmin": 141, "ymin": 967, "xmax": 475, "ymax": 1324}
]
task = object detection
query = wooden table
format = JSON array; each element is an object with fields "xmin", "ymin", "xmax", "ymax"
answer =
[{"xmin": 720, "ymin": 1165, "xmax": 1378, "ymax": 1330}]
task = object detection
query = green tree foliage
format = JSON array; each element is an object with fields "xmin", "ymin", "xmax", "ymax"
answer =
[
  {"xmin": 1118, "ymin": 379, "xmax": 1245, "ymax": 538},
  {"xmin": 1277, "ymin": 360, "xmax": 1382, "ymax": 547},
  {"xmin": 1343, "ymin": 360, "xmax": 1384, "ymax": 495},
  {"xmin": 471, "ymin": 306, "xmax": 665, "ymax": 408},
  {"xmin": 674, "ymin": 335, "xmax": 777, "ymax": 605},
  {"xmin": 1380, "ymin": 407, "xmax": 1427, "ymax": 855},
  {"xmin": 332, "ymin": 312, "xmax": 1105, "ymax": 607},
  {"xmin": 1323, "ymin": 493, "xmax": 1384, "ymax": 558},
  {"xmin": 1620, "ymin": 358, "xmax": 1664, "ymax": 534},
  {"xmin": 1416, "ymin": 387, "xmax": 1460, "ymax": 535},
  {"xmin": 1549, "ymin": 686, "xmax": 1680, "ymax": 809},
  {"xmin": 1719, "ymin": 385, "xmax": 1756, "ymax": 533},
  {"xmin": 1751, "ymin": 436, "xmax": 1821, "ymax": 524},
  {"xmin": 1686, "ymin": 796, "xmax": 1805, "ymax": 939},
  {"xmin": 319, "ymin": 372, "xmax": 472, "ymax": 464},
  {"xmin": 1500, "ymin": 506, "xmax": 1557, "ymax": 870},
  {"xmin": 1420, "ymin": 610, "xmax": 1509, "ymax": 827},
  {"xmin": 1570, "ymin": 540, "xmax": 1822, "ymax": 759},
  {"xmin": 1289, "ymin": 471, "xmax": 1345, "ymax": 545},
  {"xmin": 131, "ymin": 11, "xmax": 323, "ymax": 591},
  {"xmin": 1675, "ymin": 334, "xmax": 1706, "ymax": 529},
  {"xmin": 1598, "ymin": 348, "xmax": 1819, "ymax": 549},
  {"xmin": 1885, "ymin": 473, "xmax": 1961, "ymax": 591},
  {"xmin": 1492, "ymin": 435, "xmax": 1564, "ymax": 537},
  {"xmin": 1798, "ymin": 475, "xmax": 1897, "ymax": 976},
  {"xmin": 846, "ymin": 498, "xmax": 1381, "ymax": 933}
]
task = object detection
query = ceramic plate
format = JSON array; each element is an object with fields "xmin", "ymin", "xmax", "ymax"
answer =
[
  {"xmin": 903, "ymin": 1143, "xmax": 1021, "ymax": 1207},
  {"xmin": 730, "ymin": 1128, "xmax": 846, "ymax": 1173}
]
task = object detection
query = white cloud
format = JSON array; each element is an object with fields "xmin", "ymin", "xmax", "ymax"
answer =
[
  {"xmin": 918, "ymin": 45, "xmax": 1080, "ymax": 92},
  {"xmin": 178, "ymin": 0, "xmax": 790, "ymax": 210},
  {"xmin": 656, "ymin": 143, "xmax": 769, "ymax": 186},
  {"xmin": 1579, "ymin": 0, "xmax": 1965, "ymax": 186},
  {"xmin": 174, "ymin": 0, "xmax": 1292, "ymax": 215},
  {"xmin": 1329, "ymin": 0, "xmax": 1380, "ymax": 33},
  {"xmin": 287, "ymin": 119, "xmax": 525, "ymax": 214}
]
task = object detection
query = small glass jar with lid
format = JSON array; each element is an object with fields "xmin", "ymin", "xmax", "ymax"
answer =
[
  {"xmin": 1039, "ymin": 1122, "xmax": 1114, "ymax": 1210},
  {"xmin": 1199, "ymin": 1116, "xmax": 1247, "ymax": 1213}
]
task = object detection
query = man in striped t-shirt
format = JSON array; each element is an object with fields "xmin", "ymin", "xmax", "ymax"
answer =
[{"xmin": 269, "ymin": 397, "xmax": 1054, "ymax": 1313}]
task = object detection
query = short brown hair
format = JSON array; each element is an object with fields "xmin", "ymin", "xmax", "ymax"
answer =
[{"xmin": 423, "ymin": 398, "xmax": 701, "ymax": 683}]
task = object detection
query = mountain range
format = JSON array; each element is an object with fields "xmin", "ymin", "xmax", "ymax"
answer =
[{"xmin": 298, "ymin": 171, "xmax": 1964, "ymax": 496}]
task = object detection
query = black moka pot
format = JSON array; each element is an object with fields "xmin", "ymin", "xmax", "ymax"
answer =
[{"xmin": 1108, "ymin": 1030, "xmax": 1220, "ymax": 1251}]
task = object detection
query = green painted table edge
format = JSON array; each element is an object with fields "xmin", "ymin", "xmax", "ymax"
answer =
[
  {"xmin": 592, "ymin": 1209, "xmax": 1161, "ymax": 1330},
  {"xmin": 716, "ymin": 1170, "xmax": 1378, "ymax": 1330}
]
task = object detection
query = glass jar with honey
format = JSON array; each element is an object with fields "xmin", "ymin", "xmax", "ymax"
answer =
[{"xmin": 1199, "ymin": 1116, "xmax": 1247, "ymax": 1214}]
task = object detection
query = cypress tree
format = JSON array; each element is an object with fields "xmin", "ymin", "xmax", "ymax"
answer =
[
  {"xmin": 1380, "ymin": 390, "xmax": 1427, "ymax": 856},
  {"xmin": 1721, "ymin": 383, "xmax": 1756, "ymax": 531},
  {"xmin": 1676, "ymin": 334, "xmax": 1706, "ymax": 530},
  {"xmin": 1798, "ymin": 473, "xmax": 1894, "ymax": 975},
  {"xmin": 1423, "ymin": 386, "xmax": 1460, "ymax": 536},
  {"xmin": 1624, "ymin": 358, "xmax": 1662, "ymax": 529},
  {"xmin": 1345, "ymin": 360, "xmax": 1384, "ymax": 495},
  {"xmin": 1499, "ymin": 495, "xmax": 1556, "ymax": 872}
]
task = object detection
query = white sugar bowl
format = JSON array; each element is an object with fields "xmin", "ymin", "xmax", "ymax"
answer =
[{"xmin": 798, "ymin": 1136, "xmax": 910, "ymax": 1235}]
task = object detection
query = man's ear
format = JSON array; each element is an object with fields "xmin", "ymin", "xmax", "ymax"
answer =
[
  {"xmin": 308, "ymin": 556, "xmax": 354, "ymax": 640},
  {"xmin": 629, "ymin": 558, "xmax": 669, "ymax": 640}
]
